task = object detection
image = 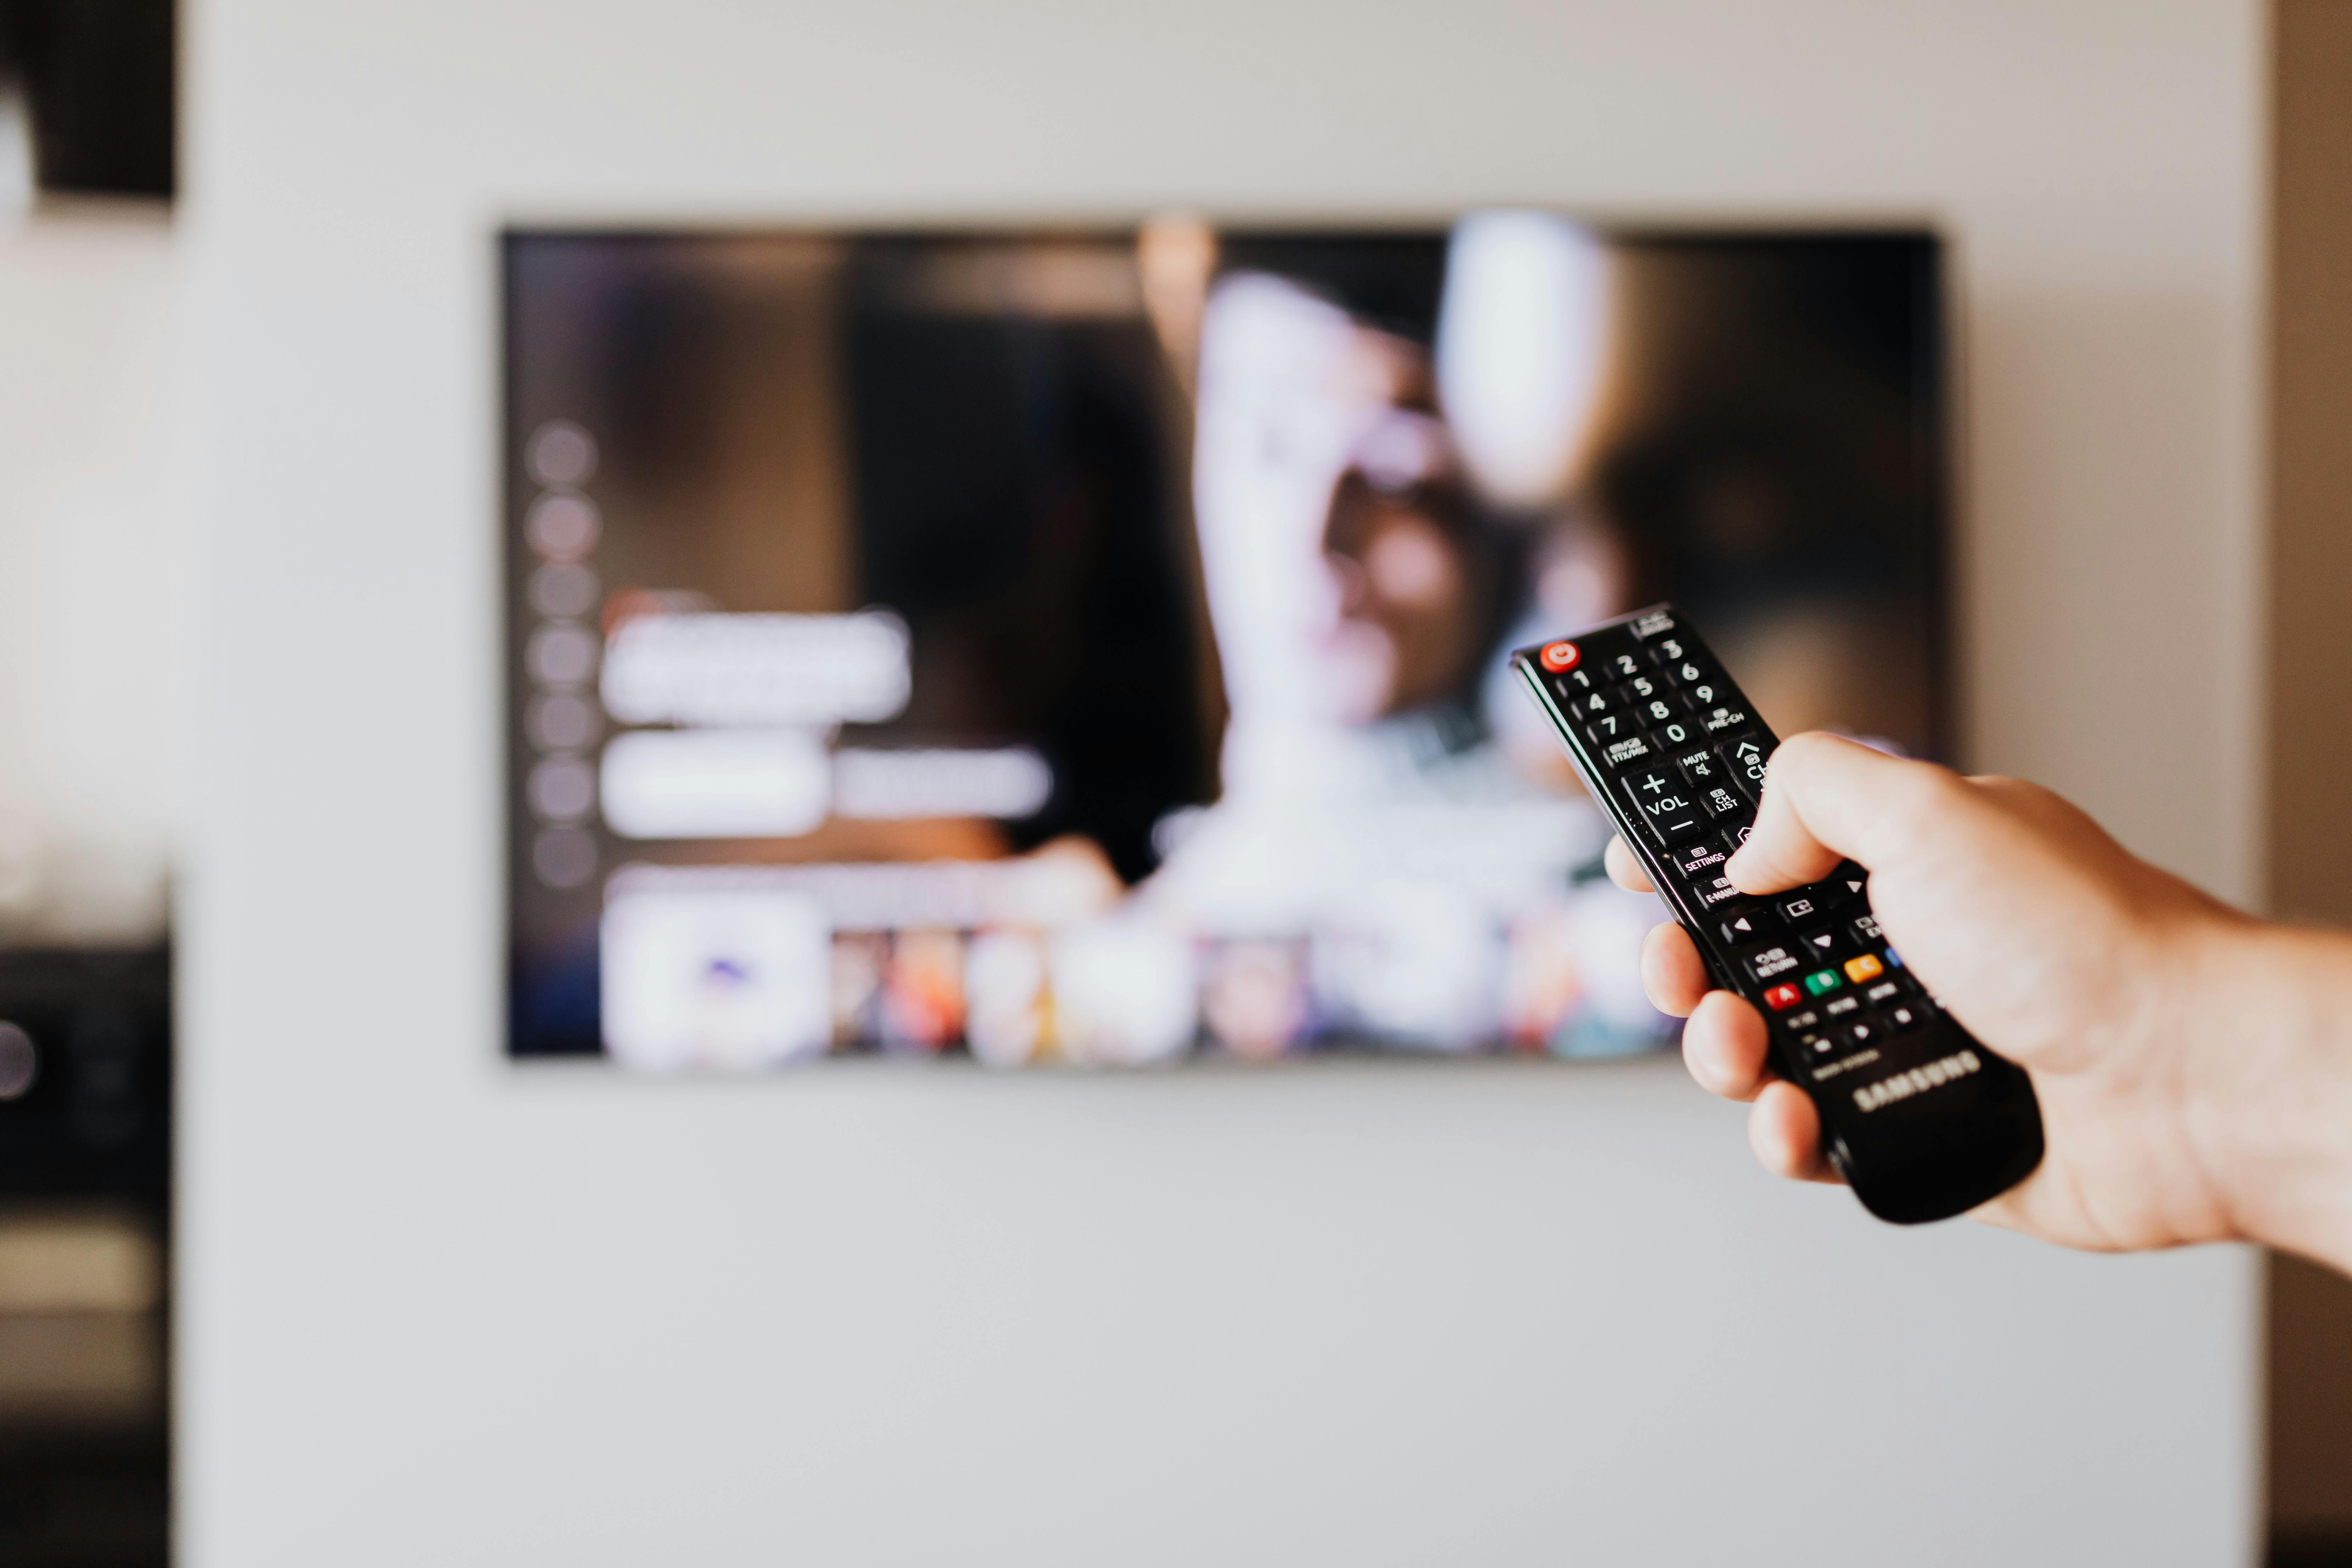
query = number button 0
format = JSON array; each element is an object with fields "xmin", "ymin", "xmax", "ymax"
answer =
[{"xmin": 1652, "ymin": 717, "xmax": 1700, "ymax": 749}]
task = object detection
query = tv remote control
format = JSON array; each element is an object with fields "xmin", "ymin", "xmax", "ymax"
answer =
[{"xmin": 1514, "ymin": 604, "xmax": 2043, "ymax": 1224}]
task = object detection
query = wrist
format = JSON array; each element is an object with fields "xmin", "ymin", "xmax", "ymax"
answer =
[{"xmin": 2176, "ymin": 912, "xmax": 2352, "ymax": 1267}]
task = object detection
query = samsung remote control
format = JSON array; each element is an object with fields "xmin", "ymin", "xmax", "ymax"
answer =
[{"xmin": 1514, "ymin": 604, "xmax": 2043, "ymax": 1224}]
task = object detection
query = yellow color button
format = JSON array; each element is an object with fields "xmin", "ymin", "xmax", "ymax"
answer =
[{"xmin": 1843, "ymin": 954, "xmax": 1885, "ymax": 984}]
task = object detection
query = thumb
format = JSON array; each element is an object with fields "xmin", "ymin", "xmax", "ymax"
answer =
[{"xmin": 1725, "ymin": 731, "xmax": 1962, "ymax": 895}]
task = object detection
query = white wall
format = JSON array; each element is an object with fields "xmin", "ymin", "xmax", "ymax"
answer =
[
  {"xmin": 181, "ymin": 2, "xmax": 2266, "ymax": 1564},
  {"xmin": 0, "ymin": 204, "xmax": 186, "ymax": 944}
]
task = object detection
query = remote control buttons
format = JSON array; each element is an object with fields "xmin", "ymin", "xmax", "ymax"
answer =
[
  {"xmin": 1583, "ymin": 712, "xmax": 1634, "ymax": 746},
  {"xmin": 1596, "ymin": 732, "xmax": 1657, "ymax": 769},
  {"xmin": 1822, "ymin": 994, "xmax": 1860, "ymax": 1018},
  {"xmin": 1675, "ymin": 747, "xmax": 1724, "ymax": 786},
  {"xmin": 1646, "ymin": 636, "xmax": 1690, "ymax": 664},
  {"xmin": 1620, "ymin": 775, "xmax": 1706, "ymax": 846},
  {"xmin": 1864, "ymin": 979, "xmax": 1905, "ymax": 1006},
  {"xmin": 1619, "ymin": 673, "xmax": 1667, "ymax": 701},
  {"xmin": 1633, "ymin": 695, "xmax": 1682, "ymax": 726},
  {"xmin": 1720, "ymin": 735, "xmax": 1769, "ymax": 797},
  {"xmin": 1884, "ymin": 1003, "xmax": 1925, "ymax": 1033},
  {"xmin": 1695, "ymin": 783, "xmax": 1745, "ymax": 819},
  {"xmin": 1762, "ymin": 983, "xmax": 1804, "ymax": 1011},
  {"xmin": 1651, "ymin": 717, "xmax": 1701, "ymax": 750},
  {"xmin": 1699, "ymin": 703, "xmax": 1754, "ymax": 736},
  {"xmin": 1838, "ymin": 1019, "xmax": 1881, "ymax": 1051},
  {"xmin": 1775, "ymin": 891, "xmax": 1825, "ymax": 924},
  {"xmin": 1539, "ymin": 640, "xmax": 1580, "ymax": 672},
  {"xmin": 1843, "ymin": 954, "xmax": 1885, "ymax": 985},
  {"xmin": 1796, "ymin": 929, "xmax": 1838, "ymax": 960},
  {"xmin": 1717, "ymin": 909, "xmax": 1775, "ymax": 944},
  {"xmin": 1658, "ymin": 655, "xmax": 1707, "ymax": 684},
  {"xmin": 1822, "ymin": 865, "xmax": 1868, "ymax": 906},
  {"xmin": 1782, "ymin": 1007, "xmax": 1822, "ymax": 1032},
  {"xmin": 1742, "ymin": 943, "xmax": 1803, "ymax": 984},
  {"xmin": 1552, "ymin": 666, "xmax": 1600, "ymax": 697},
  {"xmin": 1802, "ymin": 968, "xmax": 1844, "ymax": 997},
  {"xmin": 1721, "ymin": 821, "xmax": 1754, "ymax": 853},
  {"xmin": 1604, "ymin": 651, "xmax": 1642, "ymax": 680},
  {"xmin": 1851, "ymin": 912, "xmax": 1883, "ymax": 944},
  {"xmin": 1668, "ymin": 839, "xmax": 1728, "ymax": 881}
]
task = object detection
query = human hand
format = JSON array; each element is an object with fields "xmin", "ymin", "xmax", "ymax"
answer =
[{"xmin": 1606, "ymin": 730, "xmax": 2316, "ymax": 1254}]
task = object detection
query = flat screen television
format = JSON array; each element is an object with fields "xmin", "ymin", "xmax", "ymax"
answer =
[{"xmin": 503, "ymin": 217, "xmax": 1947, "ymax": 1069}]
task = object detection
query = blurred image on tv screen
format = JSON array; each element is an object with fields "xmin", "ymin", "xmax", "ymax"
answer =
[{"xmin": 503, "ymin": 217, "xmax": 1947, "ymax": 1070}]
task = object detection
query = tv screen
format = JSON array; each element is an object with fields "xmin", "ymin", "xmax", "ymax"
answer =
[{"xmin": 503, "ymin": 218, "xmax": 1946, "ymax": 1069}]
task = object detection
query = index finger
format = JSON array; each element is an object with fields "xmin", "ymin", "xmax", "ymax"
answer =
[{"xmin": 1723, "ymin": 730, "xmax": 1962, "ymax": 896}]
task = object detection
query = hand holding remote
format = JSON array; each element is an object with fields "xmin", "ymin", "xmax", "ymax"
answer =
[{"xmin": 1613, "ymin": 730, "xmax": 2352, "ymax": 1269}]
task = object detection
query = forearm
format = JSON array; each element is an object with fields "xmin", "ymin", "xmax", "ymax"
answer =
[{"xmin": 2185, "ymin": 915, "xmax": 2352, "ymax": 1271}]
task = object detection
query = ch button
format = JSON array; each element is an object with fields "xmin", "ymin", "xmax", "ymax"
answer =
[{"xmin": 1720, "ymin": 735, "xmax": 1770, "ymax": 798}]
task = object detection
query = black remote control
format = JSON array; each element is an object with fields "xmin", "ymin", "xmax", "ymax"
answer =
[{"xmin": 1514, "ymin": 604, "xmax": 2044, "ymax": 1224}]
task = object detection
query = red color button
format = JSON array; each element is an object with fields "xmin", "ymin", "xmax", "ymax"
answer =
[
  {"xmin": 1539, "ymin": 640, "xmax": 1580, "ymax": 672},
  {"xmin": 1763, "ymin": 983, "xmax": 1803, "ymax": 1012}
]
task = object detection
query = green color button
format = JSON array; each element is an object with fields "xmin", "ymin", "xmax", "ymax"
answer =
[{"xmin": 1803, "ymin": 969, "xmax": 1843, "ymax": 996}]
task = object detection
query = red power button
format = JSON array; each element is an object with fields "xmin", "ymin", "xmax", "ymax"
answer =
[{"xmin": 1538, "ymin": 641, "xmax": 1580, "ymax": 672}]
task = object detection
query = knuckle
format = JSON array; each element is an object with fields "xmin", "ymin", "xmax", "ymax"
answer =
[
  {"xmin": 1871, "ymin": 761, "xmax": 1964, "ymax": 851},
  {"xmin": 1764, "ymin": 728, "xmax": 1837, "ymax": 780}
]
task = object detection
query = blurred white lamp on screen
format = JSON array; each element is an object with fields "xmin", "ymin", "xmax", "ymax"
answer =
[{"xmin": 1435, "ymin": 211, "xmax": 1612, "ymax": 509}]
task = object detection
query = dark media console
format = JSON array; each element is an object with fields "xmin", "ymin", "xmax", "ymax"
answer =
[
  {"xmin": 0, "ymin": 949, "xmax": 170, "ymax": 1200},
  {"xmin": 0, "ymin": 947, "xmax": 171, "ymax": 1568}
]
